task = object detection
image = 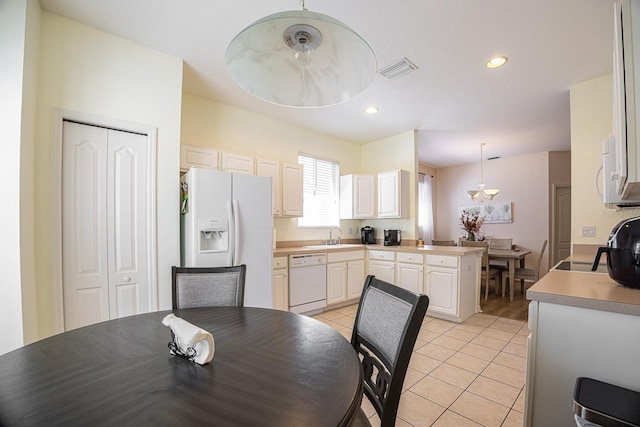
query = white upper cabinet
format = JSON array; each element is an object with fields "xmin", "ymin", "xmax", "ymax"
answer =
[
  {"xmin": 281, "ymin": 162, "xmax": 303, "ymax": 217},
  {"xmin": 377, "ymin": 169, "xmax": 409, "ymax": 218},
  {"xmin": 340, "ymin": 174, "xmax": 375, "ymax": 219},
  {"xmin": 256, "ymin": 158, "xmax": 281, "ymax": 216},
  {"xmin": 221, "ymin": 151, "xmax": 254, "ymax": 174},
  {"xmin": 180, "ymin": 144, "xmax": 218, "ymax": 172}
]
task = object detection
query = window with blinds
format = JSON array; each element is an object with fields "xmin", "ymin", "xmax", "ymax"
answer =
[{"xmin": 297, "ymin": 153, "xmax": 340, "ymax": 227}]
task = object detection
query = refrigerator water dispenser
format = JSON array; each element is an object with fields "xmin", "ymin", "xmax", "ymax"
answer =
[{"xmin": 198, "ymin": 218, "xmax": 228, "ymax": 252}]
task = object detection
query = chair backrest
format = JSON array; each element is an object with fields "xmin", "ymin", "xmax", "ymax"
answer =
[
  {"xmin": 460, "ymin": 240, "xmax": 489, "ymax": 269},
  {"xmin": 534, "ymin": 240, "xmax": 548, "ymax": 279},
  {"xmin": 171, "ymin": 265, "xmax": 246, "ymax": 309},
  {"xmin": 431, "ymin": 239, "xmax": 456, "ymax": 246},
  {"xmin": 489, "ymin": 238, "xmax": 513, "ymax": 251},
  {"xmin": 351, "ymin": 275, "xmax": 429, "ymax": 427}
]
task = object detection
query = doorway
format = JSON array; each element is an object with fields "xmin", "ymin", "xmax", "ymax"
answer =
[
  {"xmin": 51, "ymin": 110, "xmax": 157, "ymax": 332},
  {"xmin": 552, "ymin": 184, "xmax": 571, "ymax": 266}
]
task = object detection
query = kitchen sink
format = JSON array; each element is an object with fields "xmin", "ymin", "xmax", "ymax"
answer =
[{"xmin": 302, "ymin": 244, "xmax": 363, "ymax": 250}]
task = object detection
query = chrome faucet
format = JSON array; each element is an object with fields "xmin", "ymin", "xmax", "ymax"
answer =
[{"xmin": 327, "ymin": 227, "xmax": 343, "ymax": 245}]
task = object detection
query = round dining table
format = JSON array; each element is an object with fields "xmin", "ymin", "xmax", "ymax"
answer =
[{"xmin": 0, "ymin": 307, "xmax": 363, "ymax": 426}]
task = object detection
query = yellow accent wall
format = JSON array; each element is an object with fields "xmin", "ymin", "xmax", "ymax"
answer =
[
  {"xmin": 570, "ymin": 74, "xmax": 640, "ymax": 245},
  {"xmin": 32, "ymin": 12, "xmax": 183, "ymax": 339}
]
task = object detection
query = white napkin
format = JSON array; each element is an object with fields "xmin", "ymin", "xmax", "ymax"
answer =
[{"xmin": 162, "ymin": 314, "xmax": 215, "ymax": 365}]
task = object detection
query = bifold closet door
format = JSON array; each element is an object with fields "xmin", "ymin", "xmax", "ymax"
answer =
[{"xmin": 62, "ymin": 121, "xmax": 149, "ymax": 331}]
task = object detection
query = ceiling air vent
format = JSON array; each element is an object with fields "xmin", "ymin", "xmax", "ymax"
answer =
[{"xmin": 378, "ymin": 58, "xmax": 418, "ymax": 80}]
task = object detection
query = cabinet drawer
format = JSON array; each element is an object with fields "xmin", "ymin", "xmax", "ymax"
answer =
[
  {"xmin": 328, "ymin": 250, "xmax": 365, "ymax": 263},
  {"xmin": 426, "ymin": 254, "xmax": 458, "ymax": 268},
  {"xmin": 368, "ymin": 250, "xmax": 396, "ymax": 261},
  {"xmin": 273, "ymin": 256, "xmax": 288, "ymax": 269},
  {"xmin": 397, "ymin": 252, "xmax": 423, "ymax": 264}
]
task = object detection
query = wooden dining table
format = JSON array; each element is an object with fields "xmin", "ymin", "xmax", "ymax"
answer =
[
  {"xmin": 488, "ymin": 248, "xmax": 531, "ymax": 301},
  {"xmin": 0, "ymin": 307, "xmax": 363, "ymax": 427}
]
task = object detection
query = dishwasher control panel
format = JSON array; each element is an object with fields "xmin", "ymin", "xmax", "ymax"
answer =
[{"xmin": 289, "ymin": 253, "xmax": 327, "ymax": 267}]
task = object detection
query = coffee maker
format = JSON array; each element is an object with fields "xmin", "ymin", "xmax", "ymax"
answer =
[
  {"xmin": 361, "ymin": 226, "xmax": 375, "ymax": 244},
  {"xmin": 384, "ymin": 229, "xmax": 401, "ymax": 246}
]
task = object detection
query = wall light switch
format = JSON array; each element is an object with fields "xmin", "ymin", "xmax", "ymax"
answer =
[{"xmin": 581, "ymin": 225, "xmax": 596, "ymax": 237}]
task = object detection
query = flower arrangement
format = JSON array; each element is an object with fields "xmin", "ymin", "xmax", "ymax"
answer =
[{"xmin": 460, "ymin": 209, "xmax": 484, "ymax": 241}]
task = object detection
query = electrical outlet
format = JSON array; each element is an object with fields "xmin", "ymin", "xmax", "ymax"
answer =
[
  {"xmin": 581, "ymin": 225, "xmax": 596, "ymax": 237},
  {"xmin": 347, "ymin": 227, "xmax": 353, "ymax": 234}
]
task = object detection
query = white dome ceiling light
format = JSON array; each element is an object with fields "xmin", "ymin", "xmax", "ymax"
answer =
[{"xmin": 225, "ymin": 0, "xmax": 377, "ymax": 108}]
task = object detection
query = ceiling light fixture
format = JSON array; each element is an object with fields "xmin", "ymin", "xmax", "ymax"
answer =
[
  {"xmin": 225, "ymin": 0, "xmax": 377, "ymax": 108},
  {"xmin": 467, "ymin": 143, "xmax": 499, "ymax": 202},
  {"xmin": 486, "ymin": 55, "xmax": 508, "ymax": 69},
  {"xmin": 365, "ymin": 106, "xmax": 379, "ymax": 114}
]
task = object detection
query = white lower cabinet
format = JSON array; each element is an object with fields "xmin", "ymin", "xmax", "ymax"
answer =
[
  {"xmin": 327, "ymin": 251, "xmax": 365, "ymax": 305},
  {"xmin": 425, "ymin": 252, "xmax": 479, "ymax": 323},
  {"xmin": 395, "ymin": 252, "xmax": 424, "ymax": 293},
  {"xmin": 367, "ymin": 250, "xmax": 396, "ymax": 284},
  {"xmin": 272, "ymin": 256, "xmax": 288, "ymax": 311}
]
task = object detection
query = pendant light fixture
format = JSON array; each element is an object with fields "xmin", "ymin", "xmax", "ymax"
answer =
[
  {"xmin": 225, "ymin": 0, "xmax": 377, "ymax": 108},
  {"xmin": 466, "ymin": 143, "xmax": 499, "ymax": 202}
]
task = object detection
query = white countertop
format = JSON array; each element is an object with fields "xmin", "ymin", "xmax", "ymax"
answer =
[{"xmin": 273, "ymin": 244, "xmax": 484, "ymax": 257}]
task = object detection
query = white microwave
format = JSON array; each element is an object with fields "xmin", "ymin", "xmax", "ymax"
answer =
[{"xmin": 600, "ymin": 0, "xmax": 640, "ymax": 207}]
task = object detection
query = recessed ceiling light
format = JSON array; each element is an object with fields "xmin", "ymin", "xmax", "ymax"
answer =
[
  {"xmin": 365, "ymin": 106, "xmax": 379, "ymax": 114},
  {"xmin": 486, "ymin": 56, "xmax": 508, "ymax": 69}
]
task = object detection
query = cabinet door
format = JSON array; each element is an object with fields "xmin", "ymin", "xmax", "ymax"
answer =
[
  {"xmin": 426, "ymin": 267, "xmax": 458, "ymax": 316},
  {"xmin": 180, "ymin": 145, "xmax": 218, "ymax": 172},
  {"xmin": 256, "ymin": 158, "xmax": 281, "ymax": 215},
  {"xmin": 221, "ymin": 151, "xmax": 254, "ymax": 174},
  {"xmin": 347, "ymin": 260, "xmax": 366, "ymax": 299},
  {"xmin": 354, "ymin": 175, "xmax": 375, "ymax": 218},
  {"xmin": 396, "ymin": 263, "xmax": 423, "ymax": 293},
  {"xmin": 272, "ymin": 268, "xmax": 288, "ymax": 311},
  {"xmin": 377, "ymin": 170, "xmax": 400, "ymax": 217},
  {"xmin": 327, "ymin": 262, "xmax": 347, "ymax": 305},
  {"xmin": 282, "ymin": 162, "xmax": 303, "ymax": 217},
  {"xmin": 368, "ymin": 261, "xmax": 395, "ymax": 284}
]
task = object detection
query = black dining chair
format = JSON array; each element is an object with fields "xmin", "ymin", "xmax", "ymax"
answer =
[
  {"xmin": 350, "ymin": 275, "xmax": 430, "ymax": 427},
  {"xmin": 171, "ymin": 265, "xmax": 246, "ymax": 309}
]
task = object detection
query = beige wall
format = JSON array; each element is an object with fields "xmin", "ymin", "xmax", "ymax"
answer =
[
  {"xmin": 1, "ymin": 0, "xmax": 32, "ymax": 354},
  {"xmin": 570, "ymin": 74, "xmax": 640, "ymax": 245},
  {"xmin": 360, "ymin": 130, "xmax": 418, "ymax": 241},
  {"xmin": 181, "ymin": 94, "xmax": 417, "ymax": 243},
  {"xmin": 33, "ymin": 12, "xmax": 183, "ymax": 339},
  {"xmin": 435, "ymin": 152, "xmax": 551, "ymax": 273}
]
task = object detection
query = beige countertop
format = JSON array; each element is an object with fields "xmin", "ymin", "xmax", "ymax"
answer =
[
  {"xmin": 527, "ymin": 269, "xmax": 640, "ymax": 316},
  {"xmin": 273, "ymin": 244, "xmax": 483, "ymax": 257}
]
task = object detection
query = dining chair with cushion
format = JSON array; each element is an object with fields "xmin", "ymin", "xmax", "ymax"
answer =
[
  {"xmin": 431, "ymin": 239, "xmax": 456, "ymax": 246},
  {"xmin": 488, "ymin": 237, "xmax": 512, "ymax": 270},
  {"xmin": 171, "ymin": 265, "xmax": 246, "ymax": 309},
  {"xmin": 460, "ymin": 240, "xmax": 502, "ymax": 300},
  {"xmin": 350, "ymin": 275, "xmax": 429, "ymax": 427},
  {"xmin": 489, "ymin": 238, "xmax": 513, "ymax": 250},
  {"xmin": 501, "ymin": 240, "xmax": 547, "ymax": 297}
]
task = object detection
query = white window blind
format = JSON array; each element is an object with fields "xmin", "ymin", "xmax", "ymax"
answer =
[{"xmin": 297, "ymin": 153, "xmax": 340, "ymax": 227}]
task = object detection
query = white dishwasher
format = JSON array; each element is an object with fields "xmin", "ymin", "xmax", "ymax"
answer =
[{"xmin": 288, "ymin": 253, "xmax": 327, "ymax": 315}]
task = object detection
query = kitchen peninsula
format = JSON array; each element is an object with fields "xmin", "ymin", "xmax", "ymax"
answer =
[
  {"xmin": 524, "ymin": 269, "xmax": 640, "ymax": 427},
  {"xmin": 274, "ymin": 244, "xmax": 483, "ymax": 323}
]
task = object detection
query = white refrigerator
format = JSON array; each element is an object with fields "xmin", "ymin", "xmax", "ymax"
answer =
[{"xmin": 181, "ymin": 168, "xmax": 273, "ymax": 308}]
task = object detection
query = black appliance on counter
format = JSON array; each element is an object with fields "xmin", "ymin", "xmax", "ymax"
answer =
[
  {"xmin": 384, "ymin": 229, "xmax": 401, "ymax": 246},
  {"xmin": 592, "ymin": 216, "xmax": 640, "ymax": 288},
  {"xmin": 361, "ymin": 226, "xmax": 375, "ymax": 244}
]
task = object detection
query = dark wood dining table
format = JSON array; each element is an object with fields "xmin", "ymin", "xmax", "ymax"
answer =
[
  {"xmin": 489, "ymin": 248, "xmax": 531, "ymax": 301},
  {"xmin": 0, "ymin": 307, "xmax": 363, "ymax": 426}
]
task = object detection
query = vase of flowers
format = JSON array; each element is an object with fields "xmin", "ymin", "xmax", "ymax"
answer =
[{"xmin": 460, "ymin": 209, "xmax": 484, "ymax": 241}]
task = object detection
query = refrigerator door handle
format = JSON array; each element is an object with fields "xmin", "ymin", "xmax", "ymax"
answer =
[
  {"xmin": 227, "ymin": 199, "xmax": 234, "ymax": 266},
  {"xmin": 233, "ymin": 199, "xmax": 240, "ymax": 265}
]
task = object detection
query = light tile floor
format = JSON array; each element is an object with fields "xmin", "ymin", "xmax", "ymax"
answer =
[{"xmin": 312, "ymin": 305, "xmax": 527, "ymax": 427}]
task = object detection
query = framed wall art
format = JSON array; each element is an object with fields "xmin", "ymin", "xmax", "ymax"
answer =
[{"xmin": 458, "ymin": 202, "xmax": 512, "ymax": 224}]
